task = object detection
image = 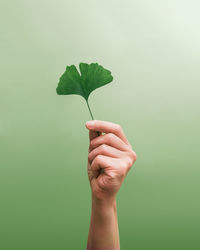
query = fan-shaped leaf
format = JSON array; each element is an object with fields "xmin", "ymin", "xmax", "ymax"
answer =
[{"xmin": 56, "ymin": 62, "xmax": 113, "ymax": 101}]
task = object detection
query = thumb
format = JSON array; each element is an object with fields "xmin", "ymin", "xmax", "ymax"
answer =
[{"xmin": 85, "ymin": 121, "xmax": 101, "ymax": 141}]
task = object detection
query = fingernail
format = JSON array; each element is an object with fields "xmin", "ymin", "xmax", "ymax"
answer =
[{"xmin": 86, "ymin": 121, "xmax": 94, "ymax": 128}]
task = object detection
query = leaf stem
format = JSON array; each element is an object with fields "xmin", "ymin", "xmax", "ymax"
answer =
[
  {"xmin": 86, "ymin": 99, "xmax": 101, "ymax": 136},
  {"xmin": 86, "ymin": 100, "xmax": 94, "ymax": 120}
]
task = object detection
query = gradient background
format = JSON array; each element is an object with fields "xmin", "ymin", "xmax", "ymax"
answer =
[{"xmin": 1, "ymin": 0, "xmax": 200, "ymax": 249}]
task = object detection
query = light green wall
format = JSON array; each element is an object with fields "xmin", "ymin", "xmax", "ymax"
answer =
[{"xmin": 1, "ymin": 0, "xmax": 200, "ymax": 249}]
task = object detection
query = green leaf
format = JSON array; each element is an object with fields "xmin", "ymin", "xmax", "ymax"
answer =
[
  {"xmin": 56, "ymin": 62, "xmax": 113, "ymax": 120},
  {"xmin": 56, "ymin": 62, "xmax": 113, "ymax": 101}
]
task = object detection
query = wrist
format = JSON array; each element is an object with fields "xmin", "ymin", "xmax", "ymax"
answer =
[
  {"xmin": 92, "ymin": 191, "xmax": 116, "ymax": 203},
  {"xmin": 92, "ymin": 194, "xmax": 117, "ymax": 214}
]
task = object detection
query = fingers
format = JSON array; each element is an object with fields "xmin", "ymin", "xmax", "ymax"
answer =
[
  {"xmin": 90, "ymin": 155, "xmax": 117, "ymax": 176},
  {"xmin": 88, "ymin": 144, "xmax": 124, "ymax": 164},
  {"xmin": 88, "ymin": 130, "xmax": 102, "ymax": 153},
  {"xmin": 86, "ymin": 120, "xmax": 129, "ymax": 144},
  {"xmin": 89, "ymin": 133, "xmax": 130, "ymax": 152},
  {"xmin": 86, "ymin": 121, "xmax": 137, "ymax": 181},
  {"xmin": 91, "ymin": 155, "xmax": 129, "ymax": 179}
]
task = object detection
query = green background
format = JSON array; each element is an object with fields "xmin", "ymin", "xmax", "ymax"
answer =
[{"xmin": 1, "ymin": 0, "xmax": 200, "ymax": 249}]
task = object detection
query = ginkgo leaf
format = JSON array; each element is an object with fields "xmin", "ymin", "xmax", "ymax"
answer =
[
  {"xmin": 56, "ymin": 62, "xmax": 113, "ymax": 101},
  {"xmin": 56, "ymin": 62, "xmax": 113, "ymax": 120}
]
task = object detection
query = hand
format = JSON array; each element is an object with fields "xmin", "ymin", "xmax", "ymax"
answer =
[{"xmin": 86, "ymin": 120, "xmax": 137, "ymax": 202}]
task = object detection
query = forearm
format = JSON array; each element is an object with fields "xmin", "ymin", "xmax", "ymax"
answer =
[{"xmin": 87, "ymin": 195, "xmax": 120, "ymax": 250}]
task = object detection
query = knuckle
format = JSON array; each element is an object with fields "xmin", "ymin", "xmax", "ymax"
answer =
[
  {"xmin": 88, "ymin": 152, "xmax": 92, "ymax": 162},
  {"xmin": 95, "ymin": 154, "xmax": 102, "ymax": 163},
  {"xmin": 108, "ymin": 172, "xmax": 116, "ymax": 180},
  {"xmin": 124, "ymin": 156, "xmax": 133, "ymax": 170},
  {"xmin": 128, "ymin": 149, "xmax": 137, "ymax": 162},
  {"xmin": 90, "ymin": 140, "xmax": 94, "ymax": 147},
  {"xmin": 99, "ymin": 144, "xmax": 107, "ymax": 152},
  {"xmin": 132, "ymin": 150, "xmax": 137, "ymax": 161},
  {"xmin": 127, "ymin": 157, "xmax": 133, "ymax": 167},
  {"xmin": 107, "ymin": 133, "xmax": 114, "ymax": 141}
]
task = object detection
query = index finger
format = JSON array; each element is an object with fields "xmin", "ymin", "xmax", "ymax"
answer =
[{"xmin": 86, "ymin": 120, "xmax": 129, "ymax": 144}]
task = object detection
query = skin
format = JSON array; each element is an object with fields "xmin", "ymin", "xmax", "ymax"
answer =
[{"xmin": 86, "ymin": 120, "xmax": 137, "ymax": 250}]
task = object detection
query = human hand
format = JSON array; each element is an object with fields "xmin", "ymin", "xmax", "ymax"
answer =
[{"xmin": 86, "ymin": 120, "xmax": 137, "ymax": 202}]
